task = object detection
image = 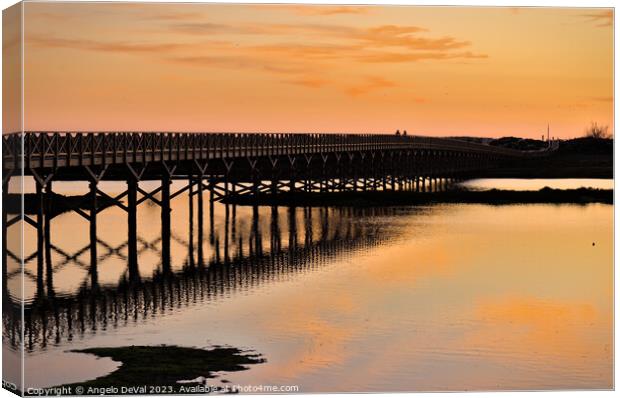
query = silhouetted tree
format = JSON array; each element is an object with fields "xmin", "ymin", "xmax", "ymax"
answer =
[{"xmin": 585, "ymin": 122, "xmax": 610, "ymax": 139}]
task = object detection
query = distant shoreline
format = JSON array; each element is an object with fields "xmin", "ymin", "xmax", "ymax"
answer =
[
  {"xmin": 222, "ymin": 187, "xmax": 613, "ymax": 207},
  {"xmin": 484, "ymin": 136, "xmax": 612, "ymax": 179},
  {"xmin": 6, "ymin": 186, "xmax": 613, "ymax": 215},
  {"xmin": 474, "ymin": 166, "xmax": 612, "ymax": 179}
]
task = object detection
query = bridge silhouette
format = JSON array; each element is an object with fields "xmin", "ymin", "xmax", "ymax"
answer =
[
  {"xmin": 2, "ymin": 132, "xmax": 546, "ymax": 260},
  {"xmin": 4, "ymin": 132, "xmax": 542, "ymax": 188},
  {"xmin": 2, "ymin": 131, "xmax": 548, "ymax": 351}
]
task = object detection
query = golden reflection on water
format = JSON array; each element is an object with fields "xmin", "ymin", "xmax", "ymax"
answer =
[
  {"xmin": 4, "ymin": 179, "xmax": 613, "ymax": 391},
  {"xmin": 226, "ymin": 204, "xmax": 612, "ymax": 391}
]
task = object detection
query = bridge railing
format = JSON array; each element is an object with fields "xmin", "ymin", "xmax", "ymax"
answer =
[{"xmin": 3, "ymin": 131, "xmax": 542, "ymax": 169}]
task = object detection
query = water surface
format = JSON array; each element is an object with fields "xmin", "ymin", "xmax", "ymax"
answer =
[{"xmin": 4, "ymin": 178, "xmax": 613, "ymax": 391}]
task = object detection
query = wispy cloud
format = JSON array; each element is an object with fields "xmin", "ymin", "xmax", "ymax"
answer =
[
  {"xmin": 356, "ymin": 50, "xmax": 487, "ymax": 63},
  {"xmin": 27, "ymin": 35, "xmax": 186, "ymax": 53},
  {"xmin": 367, "ymin": 25, "xmax": 427, "ymax": 35},
  {"xmin": 590, "ymin": 96, "xmax": 613, "ymax": 102},
  {"xmin": 34, "ymin": 11, "xmax": 77, "ymax": 21},
  {"xmin": 251, "ymin": 5, "xmax": 371, "ymax": 16},
  {"xmin": 283, "ymin": 76, "xmax": 330, "ymax": 88},
  {"xmin": 580, "ymin": 9, "xmax": 613, "ymax": 27},
  {"xmin": 30, "ymin": 20, "xmax": 485, "ymax": 64},
  {"xmin": 354, "ymin": 27, "xmax": 468, "ymax": 51},
  {"xmin": 345, "ymin": 76, "xmax": 396, "ymax": 97},
  {"xmin": 140, "ymin": 12, "xmax": 207, "ymax": 21},
  {"xmin": 170, "ymin": 22, "xmax": 357, "ymax": 37},
  {"xmin": 27, "ymin": 16, "xmax": 487, "ymax": 97},
  {"xmin": 168, "ymin": 54, "xmax": 308, "ymax": 75},
  {"xmin": 303, "ymin": 6, "xmax": 370, "ymax": 16},
  {"xmin": 168, "ymin": 21, "xmax": 466, "ymax": 52}
]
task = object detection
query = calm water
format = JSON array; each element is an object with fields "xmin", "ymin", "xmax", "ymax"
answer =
[{"xmin": 4, "ymin": 178, "xmax": 613, "ymax": 391}]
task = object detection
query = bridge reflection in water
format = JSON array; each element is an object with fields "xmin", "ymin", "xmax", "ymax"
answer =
[
  {"xmin": 3, "ymin": 192, "xmax": 413, "ymax": 352},
  {"xmin": 3, "ymin": 132, "xmax": 545, "ymax": 357}
]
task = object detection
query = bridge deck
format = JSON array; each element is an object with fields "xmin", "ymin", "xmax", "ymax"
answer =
[{"xmin": 3, "ymin": 132, "xmax": 543, "ymax": 171}]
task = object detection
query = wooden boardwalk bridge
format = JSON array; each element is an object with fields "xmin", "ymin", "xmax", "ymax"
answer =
[
  {"xmin": 2, "ymin": 132, "xmax": 549, "ymax": 315},
  {"xmin": 2, "ymin": 132, "xmax": 541, "ymax": 187},
  {"xmin": 3, "ymin": 131, "xmax": 544, "ymax": 197}
]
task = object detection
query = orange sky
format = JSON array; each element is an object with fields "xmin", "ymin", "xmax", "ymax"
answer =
[{"xmin": 12, "ymin": 3, "xmax": 615, "ymax": 138}]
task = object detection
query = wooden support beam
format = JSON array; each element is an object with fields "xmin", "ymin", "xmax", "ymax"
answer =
[
  {"xmin": 36, "ymin": 181, "xmax": 45, "ymax": 296},
  {"xmin": 161, "ymin": 173, "xmax": 171, "ymax": 273},
  {"xmin": 197, "ymin": 174, "xmax": 204, "ymax": 266},
  {"xmin": 7, "ymin": 215, "xmax": 21, "ymax": 228},
  {"xmin": 188, "ymin": 176, "xmax": 195, "ymax": 268},
  {"xmin": 2, "ymin": 180, "xmax": 7, "ymax": 295},
  {"xmin": 96, "ymin": 188, "xmax": 128, "ymax": 212},
  {"xmin": 89, "ymin": 180, "xmax": 98, "ymax": 289},
  {"xmin": 127, "ymin": 177, "xmax": 139, "ymax": 283},
  {"xmin": 170, "ymin": 180, "xmax": 199, "ymax": 200},
  {"xmin": 136, "ymin": 186, "xmax": 163, "ymax": 207}
]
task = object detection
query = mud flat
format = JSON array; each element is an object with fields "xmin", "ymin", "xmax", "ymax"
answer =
[
  {"xmin": 223, "ymin": 187, "xmax": 613, "ymax": 207},
  {"xmin": 57, "ymin": 345, "xmax": 265, "ymax": 395}
]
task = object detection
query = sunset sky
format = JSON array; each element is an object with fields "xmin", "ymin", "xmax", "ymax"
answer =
[{"xmin": 14, "ymin": 3, "xmax": 615, "ymax": 138}]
